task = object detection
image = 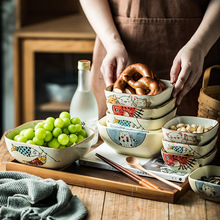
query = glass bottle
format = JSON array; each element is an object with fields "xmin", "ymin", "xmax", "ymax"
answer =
[{"xmin": 70, "ymin": 60, "xmax": 98, "ymax": 145}]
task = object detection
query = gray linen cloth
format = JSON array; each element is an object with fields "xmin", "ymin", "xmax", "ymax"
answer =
[{"xmin": 0, "ymin": 171, "xmax": 87, "ymax": 220}]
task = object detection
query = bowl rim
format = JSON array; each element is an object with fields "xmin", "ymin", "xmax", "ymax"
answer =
[
  {"xmin": 105, "ymin": 79, "xmax": 174, "ymax": 97},
  {"xmin": 189, "ymin": 165, "xmax": 220, "ymax": 186},
  {"xmin": 106, "ymin": 97, "xmax": 176, "ymax": 110},
  {"xmin": 162, "ymin": 116, "xmax": 219, "ymax": 134},
  {"xmin": 161, "ymin": 146, "xmax": 218, "ymax": 159},
  {"xmin": 4, "ymin": 120, "xmax": 95, "ymax": 150},
  {"xmin": 106, "ymin": 107, "xmax": 177, "ymax": 121},
  {"xmin": 162, "ymin": 135, "xmax": 218, "ymax": 147}
]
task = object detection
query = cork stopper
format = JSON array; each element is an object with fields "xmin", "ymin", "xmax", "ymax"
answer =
[{"xmin": 78, "ymin": 60, "xmax": 91, "ymax": 70}]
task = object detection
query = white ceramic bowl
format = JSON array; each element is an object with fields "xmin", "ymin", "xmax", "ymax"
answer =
[
  {"xmin": 189, "ymin": 165, "xmax": 220, "ymax": 202},
  {"xmin": 105, "ymin": 80, "xmax": 174, "ymax": 108},
  {"xmin": 4, "ymin": 121, "xmax": 95, "ymax": 169},
  {"xmin": 98, "ymin": 116, "xmax": 163, "ymax": 158},
  {"xmin": 106, "ymin": 97, "xmax": 176, "ymax": 119},
  {"xmin": 106, "ymin": 108, "xmax": 177, "ymax": 131},
  {"xmin": 162, "ymin": 116, "xmax": 219, "ymax": 146},
  {"xmin": 162, "ymin": 135, "xmax": 218, "ymax": 157},
  {"xmin": 161, "ymin": 147, "xmax": 217, "ymax": 173}
]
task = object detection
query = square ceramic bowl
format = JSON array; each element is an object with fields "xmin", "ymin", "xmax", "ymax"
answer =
[
  {"xmin": 106, "ymin": 107, "xmax": 177, "ymax": 131},
  {"xmin": 162, "ymin": 135, "xmax": 218, "ymax": 157},
  {"xmin": 189, "ymin": 165, "xmax": 220, "ymax": 202},
  {"xmin": 106, "ymin": 97, "xmax": 176, "ymax": 119},
  {"xmin": 162, "ymin": 116, "xmax": 219, "ymax": 146},
  {"xmin": 105, "ymin": 80, "xmax": 174, "ymax": 108},
  {"xmin": 4, "ymin": 121, "xmax": 95, "ymax": 169},
  {"xmin": 98, "ymin": 116, "xmax": 163, "ymax": 158},
  {"xmin": 161, "ymin": 146, "xmax": 217, "ymax": 173}
]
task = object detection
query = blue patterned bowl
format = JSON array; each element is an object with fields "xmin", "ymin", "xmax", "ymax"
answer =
[
  {"xmin": 98, "ymin": 116, "xmax": 163, "ymax": 158},
  {"xmin": 189, "ymin": 165, "xmax": 220, "ymax": 202}
]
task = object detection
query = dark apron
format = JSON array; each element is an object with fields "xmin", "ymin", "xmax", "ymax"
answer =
[{"xmin": 91, "ymin": 0, "xmax": 220, "ymax": 119}]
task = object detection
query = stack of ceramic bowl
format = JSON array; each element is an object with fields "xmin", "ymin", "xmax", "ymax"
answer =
[
  {"xmin": 161, "ymin": 116, "xmax": 219, "ymax": 173},
  {"xmin": 98, "ymin": 80, "xmax": 177, "ymax": 158}
]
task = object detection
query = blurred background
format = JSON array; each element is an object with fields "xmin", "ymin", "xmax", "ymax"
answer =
[{"xmin": 0, "ymin": 0, "xmax": 95, "ymax": 137}]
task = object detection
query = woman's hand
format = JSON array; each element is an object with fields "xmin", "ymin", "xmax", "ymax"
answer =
[
  {"xmin": 101, "ymin": 44, "xmax": 128, "ymax": 87},
  {"xmin": 170, "ymin": 44, "xmax": 206, "ymax": 105}
]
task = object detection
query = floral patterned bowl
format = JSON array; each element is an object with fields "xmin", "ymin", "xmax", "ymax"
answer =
[
  {"xmin": 161, "ymin": 147, "xmax": 217, "ymax": 173},
  {"xmin": 189, "ymin": 165, "xmax": 220, "ymax": 202},
  {"xmin": 98, "ymin": 116, "xmax": 163, "ymax": 158},
  {"xmin": 106, "ymin": 97, "xmax": 176, "ymax": 119},
  {"xmin": 4, "ymin": 121, "xmax": 95, "ymax": 169},
  {"xmin": 105, "ymin": 80, "xmax": 174, "ymax": 108},
  {"xmin": 162, "ymin": 116, "xmax": 219, "ymax": 146},
  {"xmin": 162, "ymin": 135, "xmax": 218, "ymax": 157},
  {"xmin": 107, "ymin": 108, "xmax": 177, "ymax": 131}
]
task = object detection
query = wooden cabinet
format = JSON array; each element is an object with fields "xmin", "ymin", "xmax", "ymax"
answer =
[{"xmin": 14, "ymin": 0, "xmax": 95, "ymax": 126}]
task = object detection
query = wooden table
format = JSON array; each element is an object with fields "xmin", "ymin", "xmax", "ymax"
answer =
[{"xmin": 0, "ymin": 134, "xmax": 219, "ymax": 220}]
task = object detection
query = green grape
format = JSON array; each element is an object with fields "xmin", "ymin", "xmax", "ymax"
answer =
[
  {"xmin": 34, "ymin": 122, "xmax": 44, "ymax": 130},
  {"xmin": 62, "ymin": 118, "xmax": 71, "ymax": 127},
  {"xmin": 54, "ymin": 118, "xmax": 64, "ymax": 128},
  {"xmin": 75, "ymin": 124, "xmax": 82, "ymax": 132},
  {"xmin": 63, "ymin": 127, "xmax": 70, "ymax": 135},
  {"xmin": 45, "ymin": 117, "xmax": 55, "ymax": 124},
  {"xmin": 58, "ymin": 134, "xmax": 69, "ymax": 145},
  {"xmin": 26, "ymin": 140, "xmax": 36, "ymax": 145},
  {"xmin": 19, "ymin": 129, "xmax": 27, "ymax": 136},
  {"xmin": 71, "ymin": 117, "xmax": 81, "ymax": 125},
  {"xmin": 58, "ymin": 145, "xmax": 66, "ymax": 149},
  {"xmin": 48, "ymin": 138, "xmax": 60, "ymax": 148},
  {"xmin": 68, "ymin": 124, "xmax": 77, "ymax": 133},
  {"xmin": 45, "ymin": 131, "xmax": 53, "ymax": 142},
  {"xmin": 78, "ymin": 129, "xmax": 87, "ymax": 138},
  {"xmin": 53, "ymin": 127, "xmax": 62, "ymax": 137},
  {"xmin": 17, "ymin": 135, "xmax": 27, "ymax": 143},
  {"xmin": 23, "ymin": 128, "xmax": 35, "ymax": 140},
  {"xmin": 59, "ymin": 111, "xmax": 71, "ymax": 119},
  {"xmin": 76, "ymin": 135, "xmax": 84, "ymax": 144},
  {"xmin": 33, "ymin": 137, "xmax": 44, "ymax": 146},
  {"xmin": 14, "ymin": 135, "xmax": 20, "ymax": 141},
  {"xmin": 35, "ymin": 128, "xmax": 46, "ymax": 139},
  {"xmin": 66, "ymin": 141, "xmax": 73, "ymax": 147},
  {"xmin": 43, "ymin": 122, "xmax": 54, "ymax": 131},
  {"xmin": 69, "ymin": 134, "xmax": 78, "ymax": 143}
]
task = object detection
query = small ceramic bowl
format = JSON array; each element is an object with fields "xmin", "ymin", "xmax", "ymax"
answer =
[
  {"xmin": 4, "ymin": 121, "xmax": 95, "ymax": 169},
  {"xmin": 98, "ymin": 116, "xmax": 163, "ymax": 158},
  {"xmin": 162, "ymin": 135, "xmax": 218, "ymax": 157},
  {"xmin": 106, "ymin": 108, "xmax": 177, "ymax": 131},
  {"xmin": 189, "ymin": 165, "xmax": 220, "ymax": 202},
  {"xmin": 161, "ymin": 147, "xmax": 217, "ymax": 173},
  {"xmin": 106, "ymin": 97, "xmax": 176, "ymax": 119},
  {"xmin": 105, "ymin": 80, "xmax": 174, "ymax": 108},
  {"xmin": 162, "ymin": 116, "xmax": 219, "ymax": 146}
]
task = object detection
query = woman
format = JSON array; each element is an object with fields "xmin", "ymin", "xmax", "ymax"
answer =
[{"xmin": 79, "ymin": 0, "xmax": 220, "ymax": 118}]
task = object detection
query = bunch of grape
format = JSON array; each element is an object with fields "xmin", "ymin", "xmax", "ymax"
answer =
[{"xmin": 13, "ymin": 111, "xmax": 87, "ymax": 149}]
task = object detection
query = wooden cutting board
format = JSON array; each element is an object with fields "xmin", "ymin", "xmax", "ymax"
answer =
[{"xmin": 6, "ymin": 157, "xmax": 190, "ymax": 203}]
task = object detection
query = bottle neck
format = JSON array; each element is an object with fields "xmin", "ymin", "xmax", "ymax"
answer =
[{"xmin": 77, "ymin": 69, "xmax": 91, "ymax": 92}]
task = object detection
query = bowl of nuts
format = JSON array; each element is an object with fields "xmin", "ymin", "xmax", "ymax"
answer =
[
  {"xmin": 162, "ymin": 116, "xmax": 219, "ymax": 145},
  {"xmin": 189, "ymin": 165, "xmax": 220, "ymax": 202}
]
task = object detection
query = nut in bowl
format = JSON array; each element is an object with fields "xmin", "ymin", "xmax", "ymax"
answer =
[
  {"xmin": 162, "ymin": 135, "xmax": 218, "ymax": 157},
  {"xmin": 106, "ymin": 107, "xmax": 177, "ymax": 131},
  {"xmin": 189, "ymin": 165, "xmax": 220, "ymax": 202},
  {"xmin": 161, "ymin": 147, "xmax": 217, "ymax": 173},
  {"xmin": 162, "ymin": 116, "xmax": 219, "ymax": 146},
  {"xmin": 98, "ymin": 116, "xmax": 163, "ymax": 158},
  {"xmin": 4, "ymin": 120, "xmax": 95, "ymax": 169},
  {"xmin": 106, "ymin": 97, "xmax": 176, "ymax": 119}
]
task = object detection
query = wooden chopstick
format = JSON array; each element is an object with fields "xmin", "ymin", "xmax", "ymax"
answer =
[{"xmin": 95, "ymin": 153, "xmax": 161, "ymax": 190}]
